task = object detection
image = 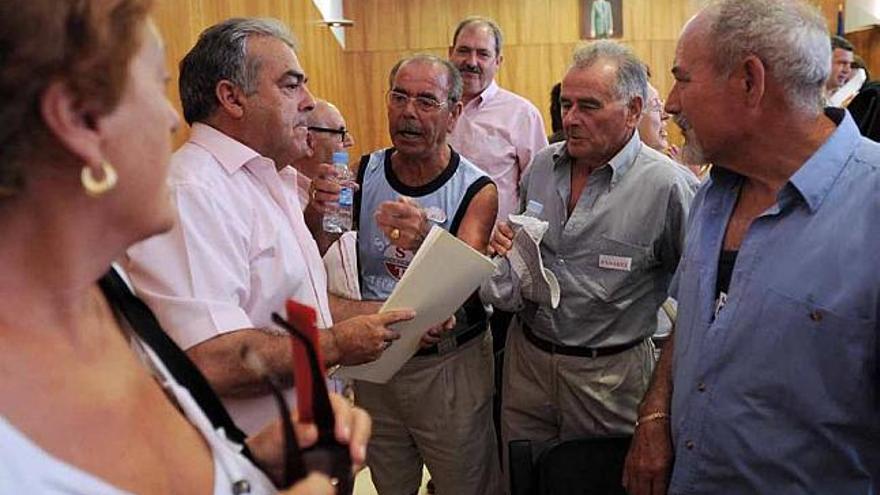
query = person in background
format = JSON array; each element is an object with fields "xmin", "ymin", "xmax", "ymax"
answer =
[
  {"xmin": 448, "ymin": 16, "xmax": 547, "ymax": 228},
  {"xmin": 0, "ymin": 1, "xmax": 369, "ymax": 493},
  {"xmin": 125, "ymin": 17, "xmax": 412, "ymax": 436},
  {"xmin": 625, "ymin": 0, "xmax": 880, "ymax": 492},
  {"xmin": 826, "ymin": 35, "xmax": 854, "ymax": 99},
  {"xmin": 639, "ymin": 82, "xmax": 700, "ymax": 191},
  {"xmin": 294, "ymin": 99, "xmax": 355, "ymax": 209}
]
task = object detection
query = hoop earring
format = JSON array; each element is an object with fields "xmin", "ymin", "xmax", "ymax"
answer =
[{"xmin": 80, "ymin": 161, "xmax": 118, "ymax": 197}]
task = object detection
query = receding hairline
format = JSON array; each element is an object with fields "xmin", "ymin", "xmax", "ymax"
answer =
[
  {"xmin": 393, "ymin": 58, "xmax": 451, "ymax": 86},
  {"xmin": 452, "ymin": 16, "xmax": 502, "ymax": 54},
  {"xmin": 309, "ymin": 99, "xmax": 343, "ymax": 126}
]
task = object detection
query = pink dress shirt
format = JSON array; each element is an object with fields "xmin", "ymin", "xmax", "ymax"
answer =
[
  {"xmin": 296, "ymin": 173, "xmax": 311, "ymax": 210},
  {"xmin": 449, "ymin": 81, "xmax": 548, "ymax": 223},
  {"xmin": 125, "ymin": 123, "xmax": 333, "ymax": 434}
]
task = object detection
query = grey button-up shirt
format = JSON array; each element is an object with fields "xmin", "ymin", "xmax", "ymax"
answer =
[{"xmin": 482, "ymin": 132, "xmax": 693, "ymax": 347}]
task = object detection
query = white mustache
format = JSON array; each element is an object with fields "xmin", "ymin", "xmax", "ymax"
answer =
[{"xmin": 398, "ymin": 122, "xmax": 423, "ymax": 134}]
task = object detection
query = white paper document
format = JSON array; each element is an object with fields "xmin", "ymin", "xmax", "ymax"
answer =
[{"xmin": 335, "ymin": 226, "xmax": 495, "ymax": 383}]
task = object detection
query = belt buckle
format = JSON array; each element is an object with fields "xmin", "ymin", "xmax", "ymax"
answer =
[
  {"xmin": 437, "ymin": 334, "xmax": 458, "ymax": 355},
  {"xmin": 589, "ymin": 348, "xmax": 599, "ymax": 358}
]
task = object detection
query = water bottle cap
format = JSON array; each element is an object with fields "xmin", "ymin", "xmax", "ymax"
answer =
[
  {"xmin": 525, "ymin": 200, "xmax": 544, "ymax": 216},
  {"xmin": 332, "ymin": 151, "xmax": 349, "ymax": 164}
]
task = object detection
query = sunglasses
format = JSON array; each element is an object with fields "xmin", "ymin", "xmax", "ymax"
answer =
[{"xmin": 243, "ymin": 300, "xmax": 353, "ymax": 494}]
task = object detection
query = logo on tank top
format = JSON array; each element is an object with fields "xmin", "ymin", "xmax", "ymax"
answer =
[{"xmin": 383, "ymin": 244, "xmax": 414, "ymax": 280}]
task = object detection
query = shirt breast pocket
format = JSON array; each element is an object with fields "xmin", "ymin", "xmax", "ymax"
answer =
[
  {"xmin": 755, "ymin": 287, "xmax": 876, "ymax": 413},
  {"xmin": 592, "ymin": 235, "xmax": 654, "ymax": 300}
]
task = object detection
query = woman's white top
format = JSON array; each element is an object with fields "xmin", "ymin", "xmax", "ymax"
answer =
[{"xmin": 0, "ymin": 337, "xmax": 278, "ymax": 495}]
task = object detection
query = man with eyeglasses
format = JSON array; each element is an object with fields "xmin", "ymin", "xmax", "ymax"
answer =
[
  {"xmin": 293, "ymin": 99, "xmax": 354, "ymax": 210},
  {"xmin": 346, "ymin": 53, "xmax": 502, "ymax": 494},
  {"xmin": 639, "ymin": 83, "xmax": 700, "ymax": 190},
  {"xmin": 481, "ymin": 40, "xmax": 692, "ymax": 482}
]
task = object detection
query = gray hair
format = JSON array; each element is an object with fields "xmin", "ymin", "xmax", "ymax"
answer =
[
  {"xmin": 452, "ymin": 16, "xmax": 504, "ymax": 56},
  {"xmin": 179, "ymin": 17, "xmax": 297, "ymax": 125},
  {"xmin": 705, "ymin": 0, "xmax": 830, "ymax": 113},
  {"xmin": 388, "ymin": 54, "xmax": 464, "ymax": 106},
  {"xmin": 570, "ymin": 40, "xmax": 648, "ymax": 106}
]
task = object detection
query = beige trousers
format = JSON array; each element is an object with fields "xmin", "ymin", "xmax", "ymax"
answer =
[
  {"xmin": 501, "ymin": 321, "xmax": 655, "ymax": 471},
  {"xmin": 354, "ymin": 331, "xmax": 501, "ymax": 495}
]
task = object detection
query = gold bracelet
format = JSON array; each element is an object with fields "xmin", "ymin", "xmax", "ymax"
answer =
[{"xmin": 635, "ymin": 412, "xmax": 670, "ymax": 427}]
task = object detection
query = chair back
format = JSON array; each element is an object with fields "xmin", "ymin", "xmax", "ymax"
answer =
[{"xmin": 536, "ymin": 436, "xmax": 632, "ymax": 495}]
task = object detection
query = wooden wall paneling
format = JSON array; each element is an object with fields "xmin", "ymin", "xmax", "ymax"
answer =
[
  {"xmin": 847, "ymin": 25, "xmax": 880, "ymax": 81},
  {"xmin": 406, "ymin": 0, "xmax": 452, "ymax": 49},
  {"xmin": 155, "ymin": 0, "xmax": 699, "ymax": 155},
  {"xmin": 814, "ymin": 0, "xmax": 842, "ymax": 32}
]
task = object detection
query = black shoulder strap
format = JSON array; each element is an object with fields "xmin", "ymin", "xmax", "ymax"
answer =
[{"xmin": 98, "ymin": 269, "xmax": 254, "ymax": 459}]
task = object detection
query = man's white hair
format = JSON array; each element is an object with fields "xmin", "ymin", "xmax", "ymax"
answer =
[{"xmin": 706, "ymin": 0, "xmax": 830, "ymax": 113}]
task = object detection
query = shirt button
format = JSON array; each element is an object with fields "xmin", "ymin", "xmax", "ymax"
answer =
[
  {"xmin": 557, "ymin": 259, "xmax": 565, "ymax": 265},
  {"xmin": 685, "ymin": 440, "xmax": 695, "ymax": 450},
  {"xmin": 698, "ymin": 382, "xmax": 706, "ymax": 392},
  {"xmin": 809, "ymin": 309, "xmax": 823, "ymax": 322},
  {"xmin": 232, "ymin": 480, "xmax": 252, "ymax": 494}
]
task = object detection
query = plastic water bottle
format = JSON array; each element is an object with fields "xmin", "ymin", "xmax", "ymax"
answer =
[{"xmin": 322, "ymin": 151, "xmax": 354, "ymax": 233}]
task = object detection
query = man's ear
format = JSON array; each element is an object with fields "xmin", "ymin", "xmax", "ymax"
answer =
[
  {"xmin": 625, "ymin": 95, "xmax": 644, "ymax": 129},
  {"xmin": 740, "ymin": 55, "xmax": 766, "ymax": 108},
  {"xmin": 446, "ymin": 101, "xmax": 463, "ymax": 133},
  {"xmin": 215, "ymin": 79, "xmax": 246, "ymax": 119},
  {"xmin": 39, "ymin": 80, "xmax": 105, "ymax": 167},
  {"xmin": 304, "ymin": 129, "xmax": 316, "ymax": 158}
]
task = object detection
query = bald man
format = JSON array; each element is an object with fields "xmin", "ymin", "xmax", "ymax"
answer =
[{"xmin": 295, "ymin": 99, "xmax": 355, "ymax": 209}]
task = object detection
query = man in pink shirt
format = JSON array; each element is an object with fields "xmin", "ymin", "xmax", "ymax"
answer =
[
  {"xmin": 448, "ymin": 16, "xmax": 548, "ymax": 226},
  {"xmin": 125, "ymin": 18, "xmax": 411, "ymax": 434}
]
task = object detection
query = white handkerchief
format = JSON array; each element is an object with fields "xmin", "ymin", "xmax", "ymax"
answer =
[{"xmin": 506, "ymin": 213, "xmax": 560, "ymax": 308}]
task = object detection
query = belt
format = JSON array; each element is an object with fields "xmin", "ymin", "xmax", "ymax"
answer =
[
  {"xmin": 521, "ymin": 323, "xmax": 643, "ymax": 358},
  {"xmin": 415, "ymin": 323, "xmax": 486, "ymax": 357}
]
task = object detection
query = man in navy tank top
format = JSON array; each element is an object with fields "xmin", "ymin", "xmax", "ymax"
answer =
[{"xmin": 347, "ymin": 54, "xmax": 502, "ymax": 495}]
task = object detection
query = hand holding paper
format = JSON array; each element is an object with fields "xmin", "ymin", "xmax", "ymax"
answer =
[{"xmin": 335, "ymin": 227, "xmax": 495, "ymax": 383}]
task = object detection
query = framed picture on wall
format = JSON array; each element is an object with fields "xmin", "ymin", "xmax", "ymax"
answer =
[{"xmin": 581, "ymin": 0, "xmax": 623, "ymax": 39}]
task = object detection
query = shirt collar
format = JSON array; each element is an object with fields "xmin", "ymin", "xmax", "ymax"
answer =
[
  {"xmin": 471, "ymin": 80, "xmax": 499, "ymax": 108},
  {"xmin": 786, "ymin": 108, "xmax": 860, "ymax": 213},
  {"xmin": 553, "ymin": 131, "xmax": 641, "ymax": 185},
  {"xmin": 708, "ymin": 108, "xmax": 860, "ymax": 213},
  {"xmin": 189, "ymin": 122, "xmax": 273, "ymax": 174}
]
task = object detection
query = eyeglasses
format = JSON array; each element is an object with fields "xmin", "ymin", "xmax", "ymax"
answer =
[
  {"xmin": 648, "ymin": 98, "xmax": 665, "ymax": 113},
  {"xmin": 386, "ymin": 90, "xmax": 449, "ymax": 113},
  {"xmin": 307, "ymin": 126, "xmax": 349, "ymax": 143}
]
